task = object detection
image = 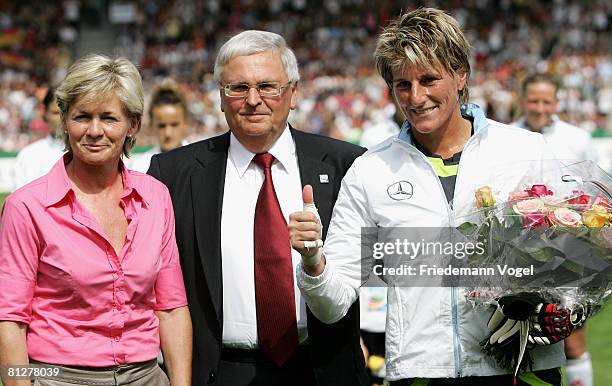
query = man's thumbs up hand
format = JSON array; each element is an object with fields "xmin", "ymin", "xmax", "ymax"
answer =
[
  {"xmin": 302, "ymin": 184, "xmax": 315, "ymax": 206},
  {"xmin": 289, "ymin": 185, "xmax": 324, "ymax": 266}
]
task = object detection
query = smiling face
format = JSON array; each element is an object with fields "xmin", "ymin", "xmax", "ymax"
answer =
[
  {"xmin": 219, "ymin": 51, "xmax": 297, "ymax": 153},
  {"xmin": 392, "ymin": 64, "xmax": 467, "ymax": 136},
  {"xmin": 152, "ymin": 104, "xmax": 188, "ymax": 152},
  {"xmin": 522, "ymin": 81, "xmax": 557, "ymax": 132},
  {"xmin": 65, "ymin": 94, "xmax": 138, "ymax": 167}
]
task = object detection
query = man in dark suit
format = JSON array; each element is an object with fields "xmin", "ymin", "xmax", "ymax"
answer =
[{"xmin": 148, "ymin": 30, "xmax": 368, "ymax": 386}]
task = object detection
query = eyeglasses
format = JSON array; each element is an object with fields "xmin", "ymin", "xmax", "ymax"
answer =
[{"xmin": 221, "ymin": 81, "xmax": 292, "ymax": 98}]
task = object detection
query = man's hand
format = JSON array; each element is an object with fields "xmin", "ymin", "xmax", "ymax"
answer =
[{"xmin": 288, "ymin": 185, "xmax": 325, "ymax": 274}]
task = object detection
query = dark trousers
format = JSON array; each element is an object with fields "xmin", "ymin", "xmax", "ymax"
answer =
[
  {"xmin": 389, "ymin": 367, "xmax": 563, "ymax": 386},
  {"xmin": 217, "ymin": 346, "xmax": 316, "ymax": 386}
]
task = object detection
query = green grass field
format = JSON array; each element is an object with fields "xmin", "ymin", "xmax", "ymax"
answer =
[
  {"xmin": 0, "ymin": 192, "xmax": 610, "ymax": 384},
  {"xmin": 586, "ymin": 302, "xmax": 612, "ymax": 386}
]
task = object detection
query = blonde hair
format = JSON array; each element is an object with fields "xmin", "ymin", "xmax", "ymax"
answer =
[
  {"xmin": 55, "ymin": 54, "xmax": 144, "ymax": 156},
  {"xmin": 374, "ymin": 8, "xmax": 471, "ymax": 104}
]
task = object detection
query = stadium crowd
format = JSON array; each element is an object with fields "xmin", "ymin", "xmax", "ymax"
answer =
[{"xmin": 0, "ymin": 0, "xmax": 611, "ymax": 152}]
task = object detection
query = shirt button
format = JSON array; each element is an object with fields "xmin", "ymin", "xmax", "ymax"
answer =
[{"xmin": 114, "ymin": 336, "xmax": 120, "ymax": 342}]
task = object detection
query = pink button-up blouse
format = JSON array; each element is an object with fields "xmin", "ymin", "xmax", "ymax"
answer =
[{"xmin": 0, "ymin": 156, "xmax": 187, "ymax": 366}]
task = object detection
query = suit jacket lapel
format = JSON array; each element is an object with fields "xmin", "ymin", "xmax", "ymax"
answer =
[
  {"xmin": 292, "ymin": 127, "xmax": 336, "ymax": 234},
  {"xmin": 191, "ymin": 132, "xmax": 230, "ymax": 332}
]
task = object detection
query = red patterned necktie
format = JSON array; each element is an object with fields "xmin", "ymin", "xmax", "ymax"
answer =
[{"xmin": 252, "ymin": 152, "xmax": 298, "ymax": 366}]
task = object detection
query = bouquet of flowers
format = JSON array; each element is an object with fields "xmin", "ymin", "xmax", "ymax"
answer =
[{"xmin": 458, "ymin": 160, "xmax": 612, "ymax": 375}]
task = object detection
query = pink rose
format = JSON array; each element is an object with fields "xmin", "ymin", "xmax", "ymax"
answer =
[
  {"xmin": 567, "ymin": 191, "xmax": 591, "ymax": 206},
  {"xmin": 508, "ymin": 190, "xmax": 530, "ymax": 200},
  {"xmin": 523, "ymin": 212, "xmax": 549, "ymax": 228},
  {"xmin": 549, "ymin": 208, "xmax": 582, "ymax": 227},
  {"xmin": 543, "ymin": 195, "xmax": 563, "ymax": 206},
  {"xmin": 527, "ymin": 184, "xmax": 553, "ymax": 197},
  {"xmin": 513, "ymin": 198, "xmax": 545, "ymax": 215}
]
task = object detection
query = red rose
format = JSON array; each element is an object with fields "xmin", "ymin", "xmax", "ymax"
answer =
[
  {"xmin": 527, "ymin": 184, "xmax": 553, "ymax": 197},
  {"xmin": 567, "ymin": 191, "xmax": 591, "ymax": 205},
  {"xmin": 593, "ymin": 195, "xmax": 611, "ymax": 210}
]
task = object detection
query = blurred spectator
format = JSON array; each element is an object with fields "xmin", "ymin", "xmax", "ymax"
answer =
[
  {"xmin": 12, "ymin": 87, "xmax": 64, "ymax": 191},
  {"xmin": 512, "ymin": 73, "xmax": 598, "ymax": 162},
  {"xmin": 128, "ymin": 81, "xmax": 191, "ymax": 172},
  {"xmin": 359, "ymin": 101, "xmax": 403, "ymax": 149},
  {"xmin": 0, "ymin": 1, "xmax": 74, "ymax": 150},
  {"xmin": 513, "ymin": 73, "xmax": 596, "ymax": 386},
  {"xmin": 359, "ymin": 286, "xmax": 387, "ymax": 385},
  {"xmin": 1, "ymin": 0, "xmax": 611, "ymax": 152}
]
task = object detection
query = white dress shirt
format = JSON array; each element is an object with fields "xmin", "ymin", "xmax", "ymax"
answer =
[
  {"xmin": 127, "ymin": 145, "xmax": 161, "ymax": 173},
  {"xmin": 221, "ymin": 126, "xmax": 307, "ymax": 348},
  {"xmin": 128, "ymin": 140, "xmax": 190, "ymax": 173},
  {"xmin": 512, "ymin": 115, "xmax": 598, "ymax": 162},
  {"xmin": 12, "ymin": 135, "xmax": 65, "ymax": 191}
]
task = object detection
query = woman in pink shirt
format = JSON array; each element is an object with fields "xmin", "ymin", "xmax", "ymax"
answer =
[{"xmin": 0, "ymin": 55, "xmax": 192, "ymax": 386}]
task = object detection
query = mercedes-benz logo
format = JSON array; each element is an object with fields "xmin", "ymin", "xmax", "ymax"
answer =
[{"xmin": 387, "ymin": 181, "xmax": 413, "ymax": 201}]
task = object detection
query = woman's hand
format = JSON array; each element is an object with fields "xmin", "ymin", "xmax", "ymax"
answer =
[
  {"xmin": 157, "ymin": 306, "xmax": 192, "ymax": 386},
  {"xmin": 0, "ymin": 321, "xmax": 30, "ymax": 386}
]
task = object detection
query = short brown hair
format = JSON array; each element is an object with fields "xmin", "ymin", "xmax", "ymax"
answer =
[
  {"xmin": 521, "ymin": 73, "xmax": 560, "ymax": 96},
  {"xmin": 148, "ymin": 82, "xmax": 190, "ymax": 123}
]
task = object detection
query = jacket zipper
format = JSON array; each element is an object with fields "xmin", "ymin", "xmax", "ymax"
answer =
[
  {"xmin": 449, "ymin": 132, "xmax": 480, "ymax": 378},
  {"xmin": 394, "ymin": 129, "xmax": 482, "ymax": 378}
]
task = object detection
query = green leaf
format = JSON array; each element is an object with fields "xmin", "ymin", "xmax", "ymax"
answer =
[{"xmin": 457, "ymin": 221, "xmax": 478, "ymax": 236}]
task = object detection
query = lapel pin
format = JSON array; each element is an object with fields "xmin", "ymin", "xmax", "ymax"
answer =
[{"xmin": 319, "ymin": 174, "xmax": 329, "ymax": 183}]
